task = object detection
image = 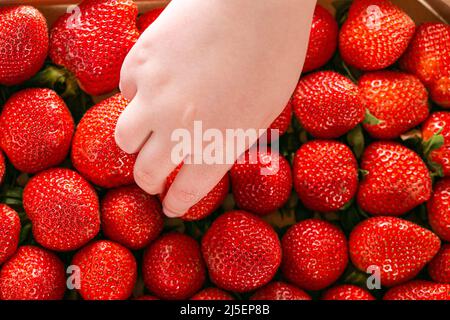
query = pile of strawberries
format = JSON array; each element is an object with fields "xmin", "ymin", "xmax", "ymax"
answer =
[{"xmin": 0, "ymin": 0, "xmax": 449, "ymax": 301}]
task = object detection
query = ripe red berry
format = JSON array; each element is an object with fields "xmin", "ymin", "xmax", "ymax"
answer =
[
  {"xmin": 143, "ymin": 233, "xmax": 205, "ymax": 300},
  {"xmin": 0, "ymin": 6, "xmax": 48, "ymax": 85},
  {"xmin": 101, "ymin": 185, "xmax": 164, "ymax": 250},
  {"xmin": 357, "ymin": 141, "xmax": 432, "ymax": 216},
  {"xmin": 428, "ymin": 244, "xmax": 450, "ymax": 284},
  {"xmin": 359, "ymin": 71, "xmax": 429, "ymax": 139},
  {"xmin": 230, "ymin": 148, "xmax": 292, "ymax": 216},
  {"xmin": 282, "ymin": 219, "xmax": 348, "ymax": 291},
  {"xmin": 428, "ymin": 178, "xmax": 450, "ymax": 242},
  {"xmin": 293, "ymin": 71, "xmax": 364, "ymax": 138},
  {"xmin": 250, "ymin": 282, "xmax": 311, "ymax": 300},
  {"xmin": 349, "ymin": 217, "xmax": 441, "ymax": 287},
  {"xmin": 322, "ymin": 285, "xmax": 375, "ymax": 300},
  {"xmin": 72, "ymin": 240, "xmax": 137, "ymax": 300},
  {"xmin": 0, "ymin": 150, "xmax": 5, "ymax": 185},
  {"xmin": 266, "ymin": 101, "xmax": 292, "ymax": 140},
  {"xmin": 0, "ymin": 204, "xmax": 20, "ymax": 265},
  {"xmin": 202, "ymin": 211, "xmax": 281, "ymax": 292},
  {"xmin": 49, "ymin": 0, "xmax": 139, "ymax": 95},
  {"xmin": 191, "ymin": 288, "xmax": 234, "ymax": 300},
  {"xmin": 339, "ymin": 0, "xmax": 415, "ymax": 71},
  {"xmin": 162, "ymin": 165, "xmax": 229, "ymax": 221},
  {"xmin": 23, "ymin": 168, "xmax": 100, "ymax": 251},
  {"xmin": 400, "ymin": 23, "xmax": 450, "ymax": 108},
  {"xmin": 293, "ymin": 140, "xmax": 358, "ymax": 212},
  {"xmin": 384, "ymin": 281, "xmax": 450, "ymax": 300},
  {"xmin": 0, "ymin": 246, "xmax": 66, "ymax": 300},
  {"xmin": 422, "ymin": 112, "xmax": 450, "ymax": 177},
  {"xmin": 303, "ymin": 5, "xmax": 338, "ymax": 73},
  {"xmin": 0, "ymin": 88, "xmax": 74, "ymax": 173},
  {"xmin": 71, "ymin": 94, "xmax": 137, "ymax": 188},
  {"xmin": 137, "ymin": 7, "xmax": 164, "ymax": 33}
]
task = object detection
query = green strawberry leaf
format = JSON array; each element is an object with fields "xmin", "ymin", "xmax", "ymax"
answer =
[
  {"xmin": 363, "ymin": 109, "xmax": 382, "ymax": 126},
  {"xmin": 346, "ymin": 125, "xmax": 365, "ymax": 159},
  {"xmin": 422, "ymin": 129, "xmax": 444, "ymax": 157}
]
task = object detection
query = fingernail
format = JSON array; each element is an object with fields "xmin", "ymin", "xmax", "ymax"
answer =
[{"xmin": 163, "ymin": 206, "xmax": 184, "ymax": 218}]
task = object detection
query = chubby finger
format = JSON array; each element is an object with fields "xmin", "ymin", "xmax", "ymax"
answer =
[
  {"xmin": 162, "ymin": 163, "xmax": 232, "ymax": 218},
  {"xmin": 134, "ymin": 134, "xmax": 180, "ymax": 195},
  {"xmin": 119, "ymin": 58, "xmax": 138, "ymax": 101},
  {"xmin": 115, "ymin": 96, "xmax": 153, "ymax": 154}
]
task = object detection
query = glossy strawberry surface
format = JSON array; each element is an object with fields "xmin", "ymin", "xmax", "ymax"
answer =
[
  {"xmin": 429, "ymin": 244, "xmax": 450, "ymax": 284},
  {"xmin": 384, "ymin": 281, "xmax": 450, "ymax": 300},
  {"xmin": 322, "ymin": 285, "xmax": 375, "ymax": 300},
  {"xmin": 190, "ymin": 288, "xmax": 234, "ymax": 301},
  {"xmin": 0, "ymin": 88, "xmax": 74, "ymax": 173},
  {"xmin": 422, "ymin": 112, "xmax": 450, "ymax": 177},
  {"xmin": 0, "ymin": 150, "xmax": 5, "ymax": 185},
  {"xmin": 427, "ymin": 178, "xmax": 450, "ymax": 241},
  {"xmin": 250, "ymin": 282, "xmax": 312, "ymax": 300},
  {"xmin": 137, "ymin": 7, "xmax": 164, "ymax": 33},
  {"xmin": 266, "ymin": 101, "xmax": 293, "ymax": 140},
  {"xmin": 350, "ymin": 217, "xmax": 441, "ymax": 287},
  {"xmin": 0, "ymin": 204, "xmax": 20, "ymax": 265}
]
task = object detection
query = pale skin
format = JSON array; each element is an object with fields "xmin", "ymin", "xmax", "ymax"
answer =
[{"xmin": 116, "ymin": 0, "xmax": 317, "ymax": 218}]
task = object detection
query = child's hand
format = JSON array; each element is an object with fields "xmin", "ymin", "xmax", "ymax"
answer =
[{"xmin": 115, "ymin": 0, "xmax": 316, "ymax": 218}]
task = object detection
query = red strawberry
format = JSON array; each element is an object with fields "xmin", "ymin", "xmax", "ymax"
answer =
[
  {"xmin": 0, "ymin": 6, "xmax": 48, "ymax": 85},
  {"xmin": 339, "ymin": 0, "xmax": 415, "ymax": 71},
  {"xmin": 49, "ymin": 0, "xmax": 139, "ymax": 96},
  {"xmin": 71, "ymin": 94, "xmax": 137, "ymax": 188},
  {"xmin": 137, "ymin": 7, "xmax": 164, "ymax": 33},
  {"xmin": 0, "ymin": 150, "xmax": 5, "ymax": 185},
  {"xmin": 282, "ymin": 219, "xmax": 348, "ymax": 291},
  {"xmin": 357, "ymin": 141, "xmax": 432, "ymax": 216},
  {"xmin": 429, "ymin": 244, "xmax": 450, "ymax": 284},
  {"xmin": 202, "ymin": 210, "xmax": 281, "ymax": 292},
  {"xmin": 101, "ymin": 185, "xmax": 164, "ymax": 250},
  {"xmin": 0, "ymin": 204, "xmax": 20, "ymax": 265},
  {"xmin": 322, "ymin": 285, "xmax": 375, "ymax": 300},
  {"xmin": 400, "ymin": 23, "xmax": 450, "ymax": 108},
  {"xmin": 266, "ymin": 101, "xmax": 292, "ymax": 140},
  {"xmin": 292, "ymin": 71, "xmax": 364, "ymax": 138},
  {"xmin": 302, "ymin": 5, "xmax": 338, "ymax": 73},
  {"xmin": 72, "ymin": 240, "xmax": 137, "ymax": 300},
  {"xmin": 143, "ymin": 232, "xmax": 205, "ymax": 300},
  {"xmin": 359, "ymin": 71, "xmax": 429, "ymax": 139},
  {"xmin": 422, "ymin": 112, "xmax": 450, "ymax": 177},
  {"xmin": 162, "ymin": 165, "xmax": 229, "ymax": 221},
  {"xmin": 23, "ymin": 168, "xmax": 100, "ymax": 251},
  {"xmin": 0, "ymin": 246, "xmax": 65, "ymax": 300},
  {"xmin": 384, "ymin": 281, "xmax": 450, "ymax": 300},
  {"xmin": 349, "ymin": 217, "xmax": 441, "ymax": 287},
  {"xmin": 250, "ymin": 282, "xmax": 311, "ymax": 300},
  {"xmin": 0, "ymin": 88, "xmax": 74, "ymax": 173},
  {"xmin": 230, "ymin": 148, "xmax": 292, "ymax": 216},
  {"xmin": 293, "ymin": 140, "xmax": 358, "ymax": 212},
  {"xmin": 428, "ymin": 178, "xmax": 450, "ymax": 241},
  {"xmin": 191, "ymin": 288, "xmax": 234, "ymax": 301}
]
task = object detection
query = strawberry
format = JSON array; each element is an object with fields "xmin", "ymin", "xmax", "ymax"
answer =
[
  {"xmin": 266, "ymin": 101, "xmax": 292, "ymax": 141},
  {"xmin": 0, "ymin": 246, "xmax": 65, "ymax": 300},
  {"xmin": 23, "ymin": 168, "xmax": 100, "ymax": 251},
  {"xmin": 349, "ymin": 217, "xmax": 441, "ymax": 287},
  {"xmin": 293, "ymin": 140, "xmax": 358, "ymax": 212},
  {"xmin": 422, "ymin": 112, "xmax": 450, "ymax": 177},
  {"xmin": 71, "ymin": 94, "xmax": 137, "ymax": 188},
  {"xmin": 357, "ymin": 141, "xmax": 432, "ymax": 216},
  {"xmin": 250, "ymin": 282, "xmax": 311, "ymax": 300},
  {"xmin": 137, "ymin": 7, "xmax": 164, "ymax": 33},
  {"xmin": 292, "ymin": 71, "xmax": 364, "ymax": 138},
  {"xmin": 230, "ymin": 148, "xmax": 292, "ymax": 216},
  {"xmin": 101, "ymin": 185, "xmax": 164, "ymax": 250},
  {"xmin": 202, "ymin": 210, "xmax": 281, "ymax": 292},
  {"xmin": 427, "ymin": 178, "xmax": 450, "ymax": 242},
  {"xmin": 0, "ymin": 150, "xmax": 5, "ymax": 185},
  {"xmin": 384, "ymin": 281, "xmax": 450, "ymax": 300},
  {"xmin": 72, "ymin": 240, "xmax": 137, "ymax": 300},
  {"xmin": 321, "ymin": 285, "xmax": 375, "ymax": 300},
  {"xmin": 429, "ymin": 244, "xmax": 450, "ymax": 284},
  {"xmin": 0, "ymin": 88, "xmax": 74, "ymax": 173},
  {"xmin": 162, "ymin": 165, "xmax": 229, "ymax": 221},
  {"xmin": 400, "ymin": 23, "xmax": 450, "ymax": 108},
  {"xmin": 339, "ymin": 0, "xmax": 415, "ymax": 71},
  {"xmin": 191, "ymin": 288, "xmax": 234, "ymax": 301},
  {"xmin": 0, "ymin": 6, "xmax": 48, "ymax": 85},
  {"xmin": 0, "ymin": 204, "xmax": 20, "ymax": 265},
  {"xmin": 302, "ymin": 5, "xmax": 338, "ymax": 73},
  {"xmin": 282, "ymin": 219, "xmax": 348, "ymax": 291},
  {"xmin": 143, "ymin": 232, "xmax": 206, "ymax": 300},
  {"xmin": 49, "ymin": 0, "xmax": 139, "ymax": 96},
  {"xmin": 359, "ymin": 71, "xmax": 429, "ymax": 139}
]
